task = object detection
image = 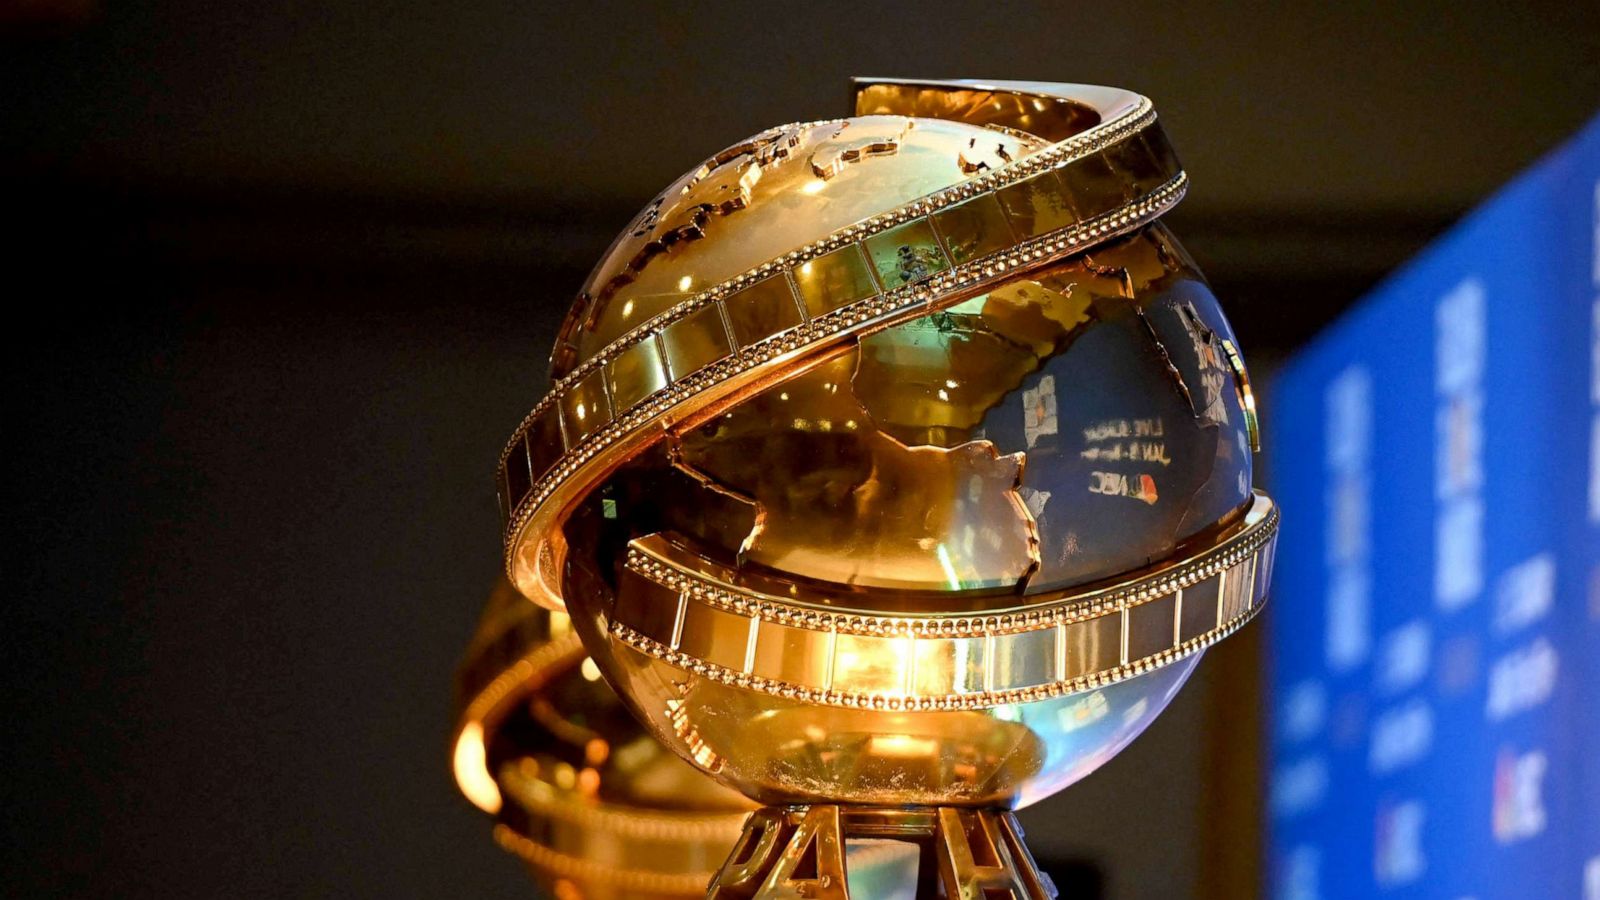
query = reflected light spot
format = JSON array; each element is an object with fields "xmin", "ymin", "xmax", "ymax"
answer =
[
  {"xmin": 935, "ymin": 543, "xmax": 962, "ymax": 591},
  {"xmin": 870, "ymin": 733, "xmax": 937, "ymax": 758},
  {"xmin": 553, "ymin": 762, "xmax": 576, "ymax": 791},
  {"xmin": 577, "ymin": 766, "xmax": 601, "ymax": 796},
  {"xmin": 452, "ymin": 722, "xmax": 502, "ymax": 813},
  {"xmin": 549, "ymin": 612, "xmax": 572, "ymax": 639},
  {"xmin": 1059, "ymin": 692, "xmax": 1109, "ymax": 732},
  {"xmin": 801, "ymin": 180, "xmax": 826, "ymax": 195},
  {"xmin": 621, "ymin": 299, "xmax": 635, "ymax": 319},
  {"xmin": 677, "ymin": 275, "xmax": 694, "ymax": 292},
  {"xmin": 580, "ymin": 657, "xmax": 602, "ymax": 682}
]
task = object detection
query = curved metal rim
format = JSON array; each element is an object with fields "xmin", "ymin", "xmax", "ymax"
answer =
[
  {"xmin": 627, "ymin": 494, "xmax": 1277, "ymax": 638},
  {"xmin": 608, "ymin": 494, "xmax": 1277, "ymax": 710},
  {"xmin": 495, "ymin": 81, "xmax": 1185, "ymax": 612}
]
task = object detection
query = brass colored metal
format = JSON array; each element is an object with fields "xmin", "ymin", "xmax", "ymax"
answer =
[
  {"xmin": 933, "ymin": 192, "xmax": 1017, "ymax": 265},
  {"xmin": 851, "ymin": 81, "xmax": 1102, "ymax": 143},
  {"xmin": 605, "ymin": 336, "xmax": 670, "ymax": 413},
  {"xmin": 1221, "ymin": 338, "xmax": 1262, "ymax": 452},
  {"xmin": 502, "ymin": 82, "xmax": 1189, "ymax": 608},
  {"xmin": 614, "ymin": 494, "xmax": 1274, "ymax": 703},
  {"xmin": 639, "ymin": 225, "xmax": 1260, "ymax": 604},
  {"xmin": 863, "ymin": 218, "xmax": 949, "ymax": 289},
  {"xmin": 452, "ymin": 583, "xmax": 935, "ymax": 897},
  {"xmin": 452, "ymin": 579, "xmax": 752, "ymax": 898},
  {"xmin": 792, "ymin": 244, "xmax": 880, "ymax": 320},
  {"xmin": 669, "ymin": 350, "xmax": 1038, "ymax": 592},
  {"xmin": 722, "ymin": 274, "xmax": 805, "ymax": 349},
  {"xmin": 707, "ymin": 805, "xmax": 1055, "ymax": 899},
  {"xmin": 478, "ymin": 79, "xmax": 1280, "ymax": 898}
]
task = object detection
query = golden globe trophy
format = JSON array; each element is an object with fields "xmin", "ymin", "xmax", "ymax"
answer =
[
  {"xmin": 453, "ymin": 578, "xmax": 753, "ymax": 898},
  {"xmin": 453, "ymin": 580, "xmax": 930, "ymax": 897},
  {"xmin": 481, "ymin": 78, "xmax": 1279, "ymax": 898}
]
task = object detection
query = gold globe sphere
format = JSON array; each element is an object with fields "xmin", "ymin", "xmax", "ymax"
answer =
[
  {"xmin": 453, "ymin": 580, "xmax": 934, "ymax": 898},
  {"xmin": 452, "ymin": 578, "xmax": 753, "ymax": 898},
  {"xmin": 491, "ymin": 79, "xmax": 1278, "ymax": 896}
]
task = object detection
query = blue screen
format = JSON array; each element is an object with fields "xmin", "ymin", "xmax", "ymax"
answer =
[{"xmin": 1264, "ymin": 115, "xmax": 1600, "ymax": 899}]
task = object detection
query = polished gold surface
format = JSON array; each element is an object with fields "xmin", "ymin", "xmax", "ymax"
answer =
[
  {"xmin": 479, "ymin": 78, "xmax": 1280, "ymax": 897},
  {"xmin": 453, "ymin": 579, "xmax": 752, "ymax": 898},
  {"xmin": 563, "ymin": 116, "xmax": 1049, "ymax": 366},
  {"xmin": 499, "ymin": 81, "xmax": 1186, "ymax": 609},
  {"xmin": 614, "ymin": 495, "xmax": 1273, "ymax": 701},
  {"xmin": 707, "ymin": 805, "xmax": 1053, "ymax": 899}
]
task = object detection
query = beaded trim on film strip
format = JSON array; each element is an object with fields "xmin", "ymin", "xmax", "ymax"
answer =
[
  {"xmin": 499, "ymin": 97, "xmax": 1153, "ymax": 472},
  {"xmin": 457, "ymin": 627, "xmax": 585, "ymax": 728},
  {"xmin": 500, "ymin": 156, "xmax": 1186, "ymax": 584},
  {"xmin": 497, "ymin": 760, "xmax": 746, "ymax": 843},
  {"xmin": 608, "ymin": 495, "xmax": 1276, "ymax": 711},
  {"xmin": 493, "ymin": 823, "xmax": 723, "ymax": 897},
  {"xmin": 625, "ymin": 495, "xmax": 1277, "ymax": 640}
]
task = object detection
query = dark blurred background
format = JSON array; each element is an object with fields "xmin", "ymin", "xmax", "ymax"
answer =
[{"xmin": 4, "ymin": 2, "xmax": 1596, "ymax": 897}]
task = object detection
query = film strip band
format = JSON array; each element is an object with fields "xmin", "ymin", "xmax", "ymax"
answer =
[
  {"xmin": 452, "ymin": 588, "xmax": 586, "ymax": 817},
  {"xmin": 609, "ymin": 493, "xmax": 1277, "ymax": 711},
  {"xmin": 494, "ymin": 764, "xmax": 746, "ymax": 897},
  {"xmin": 498, "ymin": 81, "xmax": 1188, "ymax": 609},
  {"xmin": 451, "ymin": 588, "xmax": 749, "ymax": 891}
]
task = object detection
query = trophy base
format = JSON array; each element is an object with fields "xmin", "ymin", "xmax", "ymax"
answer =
[{"xmin": 706, "ymin": 804, "xmax": 1058, "ymax": 899}]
